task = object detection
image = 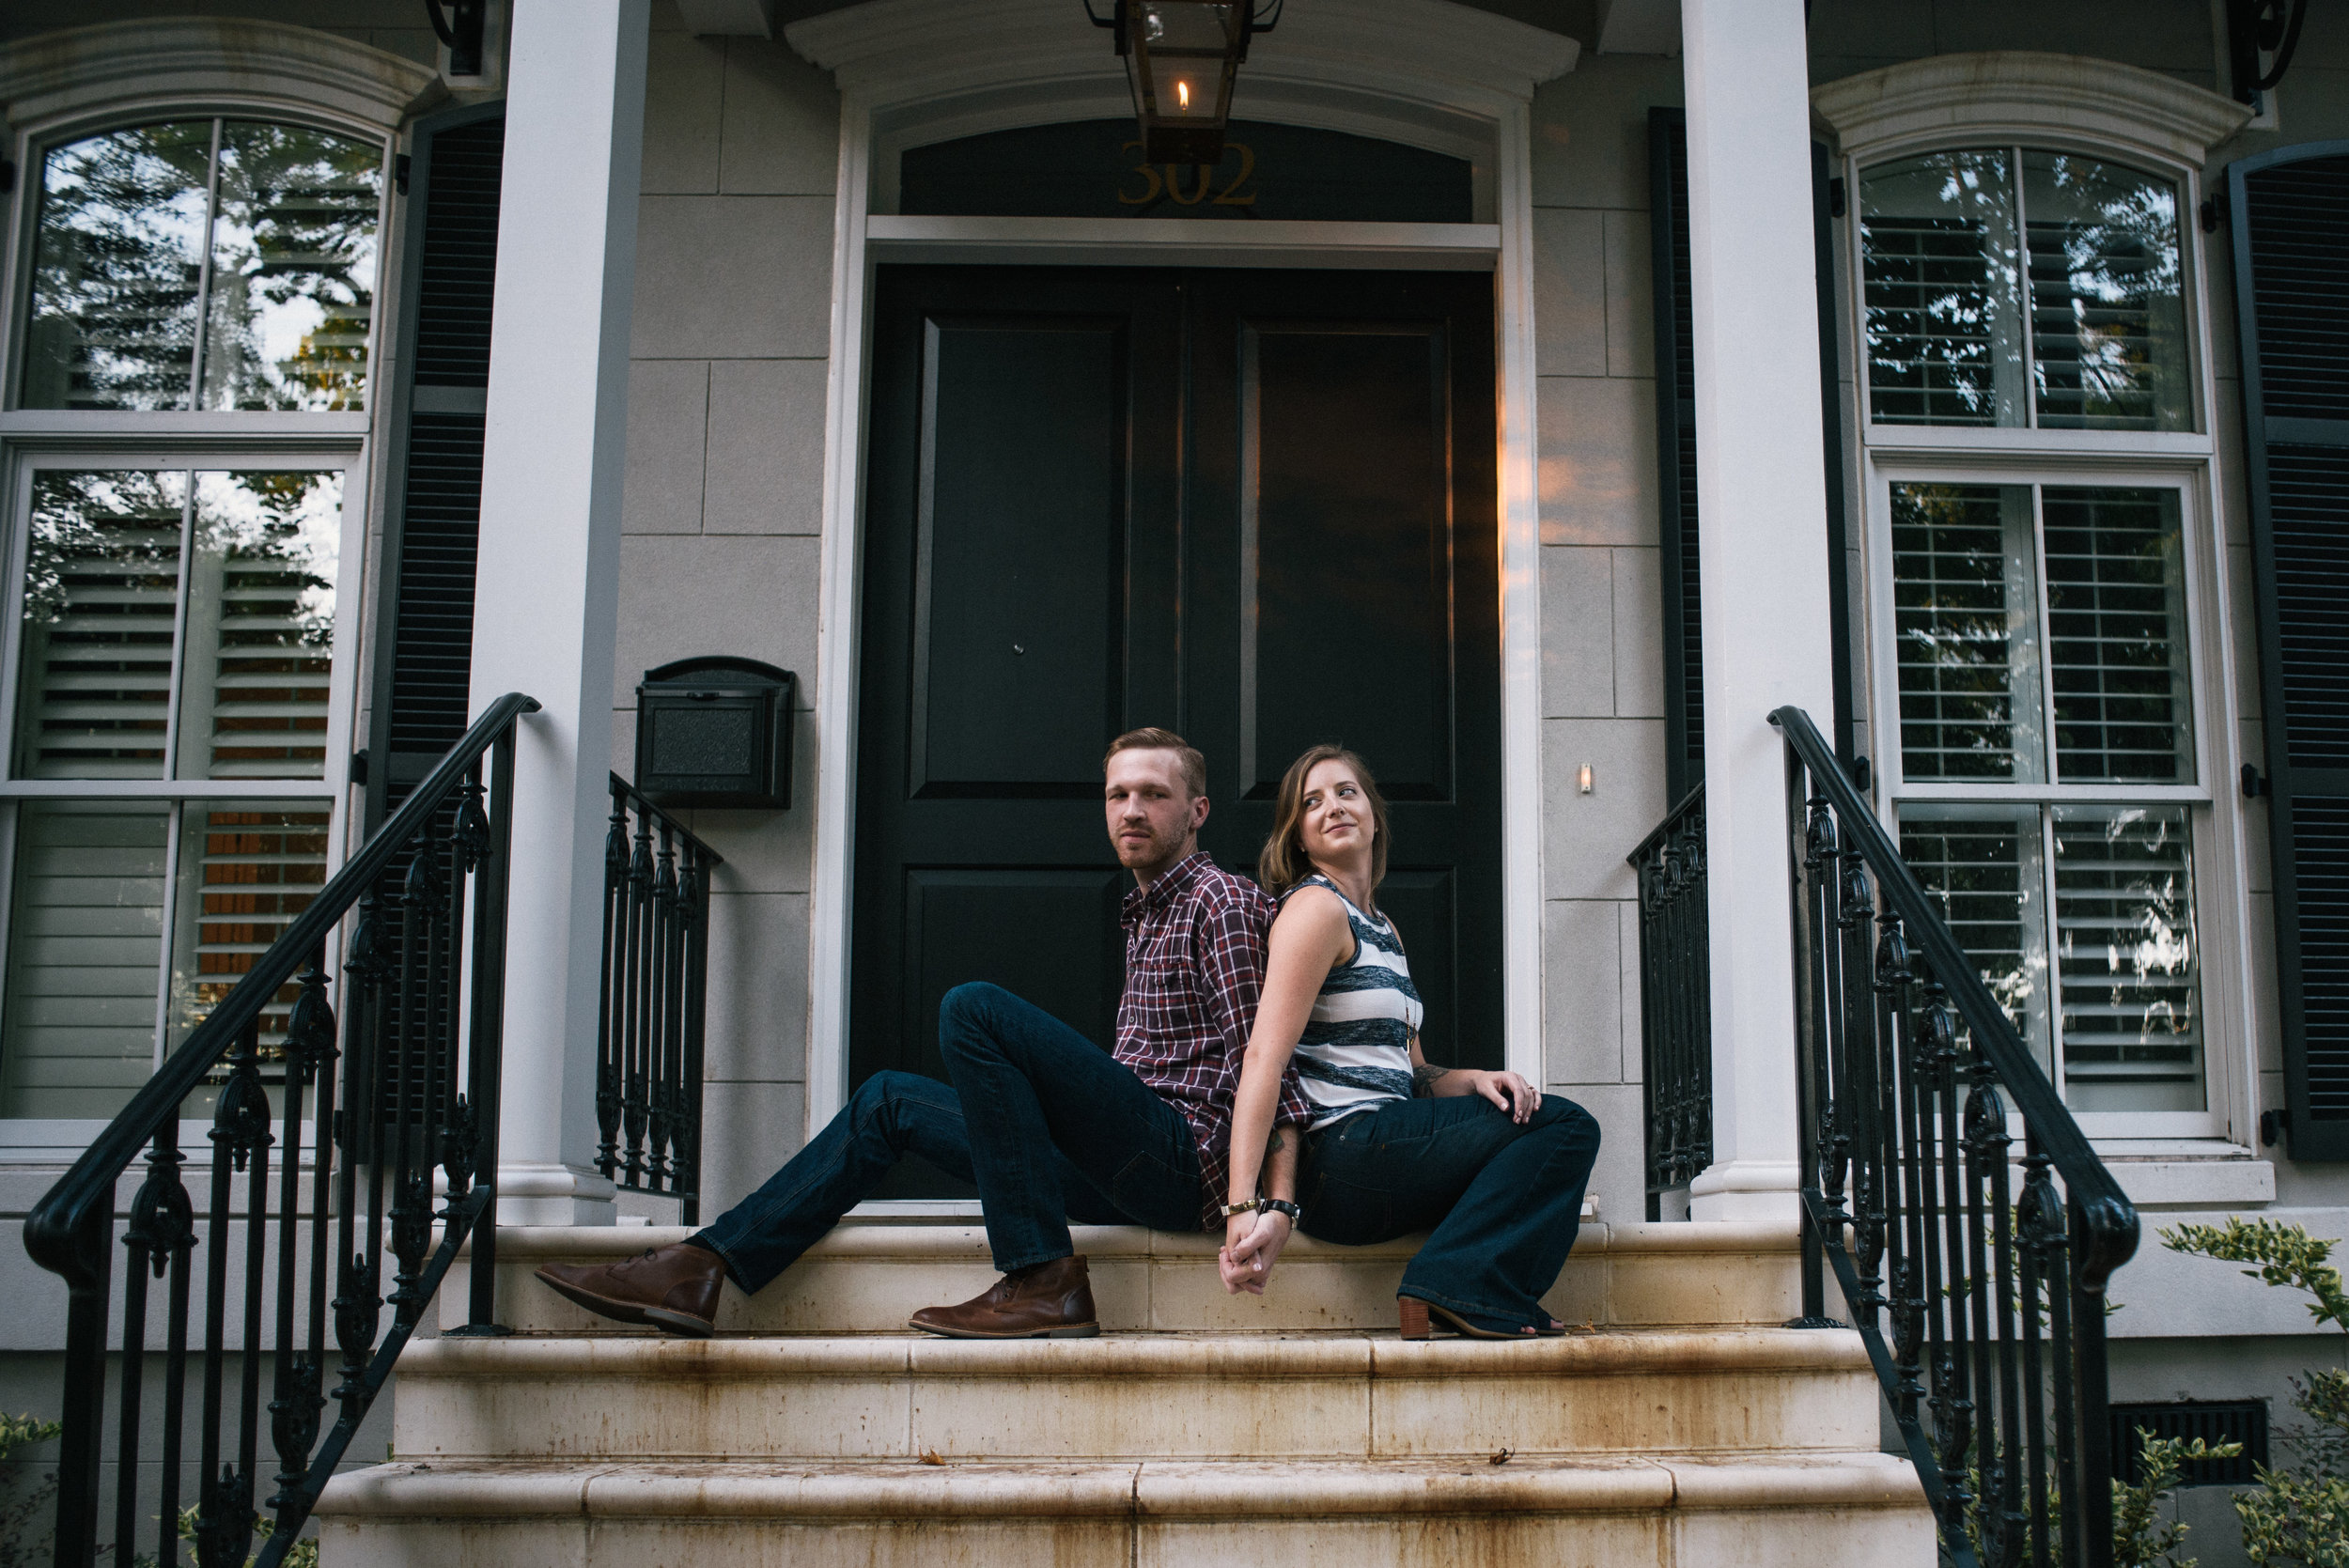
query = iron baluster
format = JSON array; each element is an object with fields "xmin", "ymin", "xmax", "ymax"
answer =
[
  {"xmin": 596, "ymin": 776, "xmax": 723, "ymax": 1224},
  {"xmin": 118, "ymin": 1130, "xmax": 195, "ymax": 1564}
]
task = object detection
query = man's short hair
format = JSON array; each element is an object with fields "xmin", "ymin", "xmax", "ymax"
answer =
[{"xmin": 1104, "ymin": 727, "xmax": 1206, "ymax": 800}]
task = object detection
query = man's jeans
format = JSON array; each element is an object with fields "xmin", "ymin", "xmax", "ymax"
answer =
[
  {"xmin": 1299, "ymin": 1093, "xmax": 1601, "ymax": 1332},
  {"xmin": 694, "ymin": 983, "xmax": 1205, "ymax": 1292}
]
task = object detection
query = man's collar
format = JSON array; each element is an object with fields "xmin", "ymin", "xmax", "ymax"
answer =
[{"xmin": 1123, "ymin": 847, "xmax": 1214, "ymax": 919}]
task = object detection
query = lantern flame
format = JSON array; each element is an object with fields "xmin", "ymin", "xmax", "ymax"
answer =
[{"xmin": 1177, "ymin": 79, "xmax": 1190, "ymax": 109}]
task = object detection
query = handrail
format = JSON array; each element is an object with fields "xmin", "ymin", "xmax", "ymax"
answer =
[
  {"xmin": 23, "ymin": 691, "xmax": 541, "ymax": 1284},
  {"xmin": 23, "ymin": 692, "xmax": 539, "ymax": 1568},
  {"xmin": 1771, "ymin": 706, "xmax": 2139, "ymax": 1287},
  {"xmin": 1771, "ymin": 704, "xmax": 2140, "ymax": 1568}
]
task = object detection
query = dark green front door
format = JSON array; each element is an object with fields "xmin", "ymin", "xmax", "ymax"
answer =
[{"xmin": 851, "ymin": 265, "xmax": 1501, "ymax": 1146}]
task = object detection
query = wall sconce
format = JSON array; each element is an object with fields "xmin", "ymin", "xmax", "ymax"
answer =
[
  {"xmin": 425, "ymin": 0, "xmax": 487, "ymax": 77},
  {"xmin": 1579, "ymin": 765, "xmax": 1595, "ymax": 795},
  {"xmin": 1083, "ymin": 0, "xmax": 1283, "ymax": 164}
]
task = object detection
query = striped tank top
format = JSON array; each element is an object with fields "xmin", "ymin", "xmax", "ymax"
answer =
[{"xmin": 1283, "ymin": 872, "xmax": 1423, "ymax": 1129}]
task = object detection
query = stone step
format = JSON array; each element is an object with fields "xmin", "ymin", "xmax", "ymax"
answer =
[
  {"xmin": 390, "ymin": 1327, "xmax": 1877, "ymax": 1464},
  {"xmin": 315, "ymin": 1452, "xmax": 1936, "ymax": 1567},
  {"xmin": 451, "ymin": 1219, "xmax": 1805, "ymax": 1336}
]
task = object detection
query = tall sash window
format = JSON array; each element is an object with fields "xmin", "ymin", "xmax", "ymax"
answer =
[{"xmin": 0, "ymin": 116, "xmax": 385, "ymax": 1122}]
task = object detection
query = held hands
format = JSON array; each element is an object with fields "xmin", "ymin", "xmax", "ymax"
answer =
[
  {"xmin": 1219, "ymin": 1209, "xmax": 1295, "ymax": 1296},
  {"xmin": 1466, "ymin": 1069, "xmax": 1540, "ymax": 1124}
]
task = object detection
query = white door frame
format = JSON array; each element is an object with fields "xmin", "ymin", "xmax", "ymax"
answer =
[{"xmin": 786, "ymin": 0, "xmax": 1577, "ymax": 1130}]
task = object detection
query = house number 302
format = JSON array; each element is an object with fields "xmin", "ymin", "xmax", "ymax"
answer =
[{"xmin": 1117, "ymin": 140, "xmax": 1258, "ymax": 207}]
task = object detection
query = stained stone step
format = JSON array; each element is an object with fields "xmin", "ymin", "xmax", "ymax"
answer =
[
  {"xmin": 390, "ymin": 1327, "xmax": 1877, "ymax": 1464},
  {"xmin": 315, "ymin": 1452, "xmax": 1937, "ymax": 1567},
  {"xmin": 449, "ymin": 1219, "xmax": 1807, "ymax": 1336}
]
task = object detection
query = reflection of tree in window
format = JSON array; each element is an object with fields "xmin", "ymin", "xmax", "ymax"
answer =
[
  {"xmin": 201, "ymin": 124, "xmax": 383, "ymax": 411},
  {"xmin": 183, "ymin": 472, "xmax": 341, "ymax": 779},
  {"xmin": 2025, "ymin": 154, "xmax": 2187, "ymax": 431},
  {"xmin": 15, "ymin": 472, "xmax": 187, "ymax": 779},
  {"xmin": 1861, "ymin": 151, "xmax": 2025, "ymax": 426},
  {"xmin": 1891, "ymin": 483, "xmax": 2036, "ymax": 779},
  {"xmin": 23, "ymin": 124, "xmax": 213, "ymax": 411},
  {"xmin": 23, "ymin": 119, "xmax": 382, "ymax": 413}
]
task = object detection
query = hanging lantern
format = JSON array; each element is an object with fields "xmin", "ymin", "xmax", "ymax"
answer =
[{"xmin": 1086, "ymin": 0, "xmax": 1282, "ymax": 165}]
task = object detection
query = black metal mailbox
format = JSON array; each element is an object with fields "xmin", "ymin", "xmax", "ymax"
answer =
[{"xmin": 634, "ymin": 656, "xmax": 795, "ymax": 809}]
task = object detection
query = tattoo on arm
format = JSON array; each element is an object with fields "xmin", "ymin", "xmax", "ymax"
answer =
[
  {"xmin": 1412, "ymin": 1063, "xmax": 1447, "ymax": 1098},
  {"xmin": 1268, "ymin": 1127, "xmax": 1287, "ymax": 1155}
]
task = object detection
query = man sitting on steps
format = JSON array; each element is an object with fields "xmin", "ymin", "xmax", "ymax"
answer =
[{"xmin": 537, "ymin": 726, "xmax": 1315, "ymax": 1339}]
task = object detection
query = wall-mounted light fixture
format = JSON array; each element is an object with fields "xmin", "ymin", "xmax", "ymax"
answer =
[
  {"xmin": 1083, "ymin": 0, "xmax": 1283, "ymax": 164},
  {"xmin": 425, "ymin": 0, "xmax": 487, "ymax": 78},
  {"xmin": 1578, "ymin": 764, "xmax": 1595, "ymax": 795}
]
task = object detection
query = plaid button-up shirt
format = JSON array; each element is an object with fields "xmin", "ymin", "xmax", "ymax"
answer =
[{"xmin": 1115, "ymin": 850, "xmax": 1316, "ymax": 1228}]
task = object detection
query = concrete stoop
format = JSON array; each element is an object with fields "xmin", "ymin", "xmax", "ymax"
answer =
[{"xmin": 315, "ymin": 1221, "xmax": 1933, "ymax": 1566}]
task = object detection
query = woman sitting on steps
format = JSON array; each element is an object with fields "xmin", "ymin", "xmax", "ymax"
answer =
[{"xmin": 1215, "ymin": 744, "xmax": 1602, "ymax": 1339}]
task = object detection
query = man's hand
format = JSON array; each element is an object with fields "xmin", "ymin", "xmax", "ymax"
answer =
[{"xmin": 1219, "ymin": 1210, "xmax": 1294, "ymax": 1295}]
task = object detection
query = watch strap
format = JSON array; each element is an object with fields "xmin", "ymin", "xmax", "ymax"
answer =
[{"xmin": 1258, "ymin": 1198, "xmax": 1301, "ymax": 1221}]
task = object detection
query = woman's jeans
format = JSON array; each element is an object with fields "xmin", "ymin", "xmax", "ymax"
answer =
[
  {"xmin": 693, "ymin": 983, "xmax": 1205, "ymax": 1292},
  {"xmin": 1299, "ymin": 1093, "xmax": 1602, "ymax": 1330}
]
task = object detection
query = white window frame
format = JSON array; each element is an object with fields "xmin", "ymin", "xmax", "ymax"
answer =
[
  {"xmin": 1816, "ymin": 54, "xmax": 2262, "ymax": 1157},
  {"xmin": 0, "ymin": 20, "xmax": 439, "ymax": 1153}
]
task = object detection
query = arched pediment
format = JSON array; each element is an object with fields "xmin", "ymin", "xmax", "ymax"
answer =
[
  {"xmin": 1812, "ymin": 52, "xmax": 2251, "ymax": 170},
  {"xmin": 0, "ymin": 18, "xmax": 444, "ymax": 136},
  {"xmin": 787, "ymin": 0, "xmax": 1576, "ymax": 173}
]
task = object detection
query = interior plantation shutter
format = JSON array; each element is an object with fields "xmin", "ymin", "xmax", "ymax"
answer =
[
  {"xmin": 366, "ymin": 104, "xmax": 505, "ymax": 828},
  {"xmin": 2231, "ymin": 140, "xmax": 2349, "ymax": 1157}
]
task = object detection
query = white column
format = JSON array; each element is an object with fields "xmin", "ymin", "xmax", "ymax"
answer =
[
  {"xmin": 470, "ymin": 0, "xmax": 649, "ymax": 1225},
  {"xmin": 1679, "ymin": 0, "xmax": 1836, "ymax": 1221}
]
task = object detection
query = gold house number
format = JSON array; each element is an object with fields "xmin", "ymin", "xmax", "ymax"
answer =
[{"xmin": 1117, "ymin": 140, "xmax": 1258, "ymax": 207}]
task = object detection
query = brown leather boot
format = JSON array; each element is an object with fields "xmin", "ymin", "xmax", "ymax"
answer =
[
  {"xmin": 908, "ymin": 1255, "xmax": 1100, "ymax": 1339},
  {"xmin": 536, "ymin": 1243, "xmax": 729, "ymax": 1337}
]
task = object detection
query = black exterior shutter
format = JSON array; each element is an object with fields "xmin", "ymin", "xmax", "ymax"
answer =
[
  {"xmin": 1646, "ymin": 109, "xmax": 1857, "ymax": 800},
  {"xmin": 1650, "ymin": 107, "xmax": 1703, "ymax": 802},
  {"xmin": 366, "ymin": 104, "xmax": 506, "ymax": 827},
  {"xmin": 2232, "ymin": 141, "xmax": 2349, "ymax": 1158}
]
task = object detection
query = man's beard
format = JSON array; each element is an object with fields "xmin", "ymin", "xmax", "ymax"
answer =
[{"xmin": 1115, "ymin": 822, "xmax": 1179, "ymax": 868}]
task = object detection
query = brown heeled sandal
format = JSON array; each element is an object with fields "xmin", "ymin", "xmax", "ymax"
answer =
[{"xmin": 1397, "ymin": 1296, "xmax": 1539, "ymax": 1340}]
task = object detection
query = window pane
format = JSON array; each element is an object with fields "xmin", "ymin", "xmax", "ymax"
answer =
[
  {"xmin": 0, "ymin": 801, "xmax": 166, "ymax": 1119},
  {"xmin": 164, "ymin": 802, "xmax": 329, "ymax": 1060},
  {"xmin": 177, "ymin": 473, "xmax": 342, "ymax": 779},
  {"xmin": 1861, "ymin": 151, "xmax": 2028, "ymax": 427},
  {"xmin": 199, "ymin": 123, "xmax": 383, "ymax": 412},
  {"xmin": 13, "ymin": 472, "xmax": 188, "ymax": 781},
  {"xmin": 2053, "ymin": 804, "xmax": 2202, "ymax": 1111},
  {"xmin": 1891, "ymin": 482, "xmax": 2045, "ymax": 782},
  {"xmin": 2044, "ymin": 487, "xmax": 2193, "ymax": 783},
  {"xmin": 2023, "ymin": 152, "xmax": 2189, "ymax": 432},
  {"xmin": 23, "ymin": 123, "xmax": 215, "ymax": 411},
  {"xmin": 1900, "ymin": 803, "xmax": 2054, "ymax": 1079}
]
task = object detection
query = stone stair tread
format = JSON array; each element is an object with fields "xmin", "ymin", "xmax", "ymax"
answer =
[
  {"xmin": 403, "ymin": 1325, "xmax": 1867, "ymax": 1377},
  {"xmin": 321, "ymin": 1452, "xmax": 1927, "ymax": 1521}
]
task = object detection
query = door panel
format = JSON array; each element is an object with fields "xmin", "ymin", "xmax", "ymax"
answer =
[
  {"xmin": 853, "ymin": 267, "xmax": 1501, "ymax": 1186},
  {"xmin": 911, "ymin": 318, "xmax": 1126, "ymax": 796}
]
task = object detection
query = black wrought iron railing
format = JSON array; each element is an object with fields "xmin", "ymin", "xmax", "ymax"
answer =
[
  {"xmin": 22, "ymin": 692, "xmax": 539, "ymax": 1568},
  {"xmin": 1628, "ymin": 784, "xmax": 1712, "ymax": 1219},
  {"xmin": 596, "ymin": 775, "xmax": 722, "ymax": 1224},
  {"xmin": 1773, "ymin": 706, "xmax": 2140, "ymax": 1568}
]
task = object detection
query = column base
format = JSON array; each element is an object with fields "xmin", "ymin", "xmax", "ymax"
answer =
[
  {"xmin": 1688, "ymin": 1160, "xmax": 1801, "ymax": 1222},
  {"xmin": 494, "ymin": 1162, "xmax": 619, "ymax": 1226}
]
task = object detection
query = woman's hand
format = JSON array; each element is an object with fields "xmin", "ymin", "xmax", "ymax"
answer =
[
  {"xmin": 1465, "ymin": 1069, "xmax": 1540, "ymax": 1124},
  {"xmin": 1220, "ymin": 1209, "xmax": 1295, "ymax": 1295}
]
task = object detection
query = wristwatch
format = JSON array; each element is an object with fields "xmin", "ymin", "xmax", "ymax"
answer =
[
  {"xmin": 1257, "ymin": 1199, "xmax": 1301, "ymax": 1221},
  {"xmin": 1220, "ymin": 1198, "xmax": 1258, "ymax": 1218}
]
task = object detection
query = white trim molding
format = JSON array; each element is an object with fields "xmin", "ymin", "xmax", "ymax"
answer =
[
  {"xmin": 785, "ymin": 0, "xmax": 1573, "ymax": 1129},
  {"xmin": 1812, "ymin": 51, "xmax": 2250, "ymax": 168},
  {"xmin": 0, "ymin": 19, "xmax": 445, "ymax": 134}
]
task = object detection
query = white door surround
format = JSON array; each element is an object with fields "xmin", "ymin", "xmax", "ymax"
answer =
[{"xmin": 785, "ymin": 0, "xmax": 1578, "ymax": 1129}]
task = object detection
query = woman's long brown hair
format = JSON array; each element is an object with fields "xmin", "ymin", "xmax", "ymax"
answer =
[{"xmin": 1257, "ymin": 744, "xmax": 1392, "ymax": 903}]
